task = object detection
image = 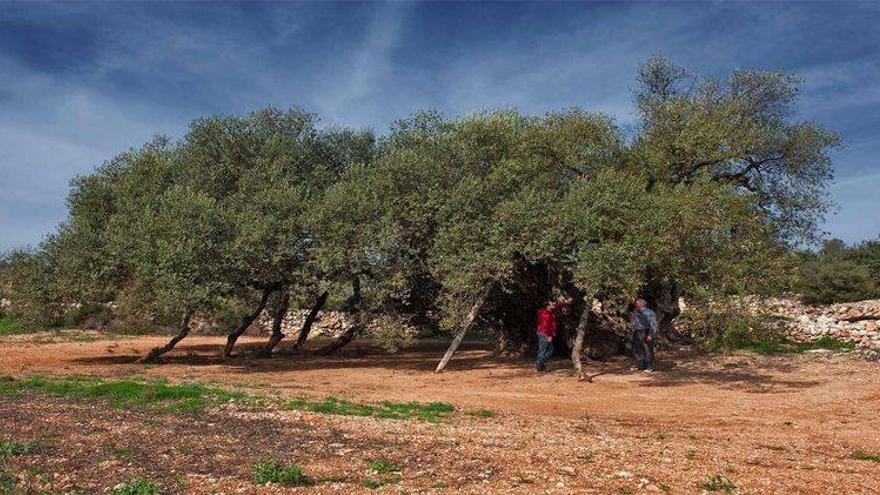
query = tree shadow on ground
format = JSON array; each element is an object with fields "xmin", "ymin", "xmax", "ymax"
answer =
[
  {"xmin": 73, "ymin": 338, "xmax": 503, "ymax": 373},
  {"xmin": 71, "ymin": 338, "xmax": 826, "ymax": 393}
]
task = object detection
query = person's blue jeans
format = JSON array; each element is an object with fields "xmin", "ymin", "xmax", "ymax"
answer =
[{"xmin": 537, "ymin": 333, "xmax": 554, "ymax": 368}]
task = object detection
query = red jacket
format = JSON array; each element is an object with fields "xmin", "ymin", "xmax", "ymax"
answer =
[{"xmin": 536, "ymin": 301, "xmax": 569, "ymax": 337}]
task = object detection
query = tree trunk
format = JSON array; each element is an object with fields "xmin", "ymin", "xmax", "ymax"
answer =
[
  {"xmin": 292, "ymin": 290, "xmax": 329, "ymax": 350},
  {"xmin": 570, "ymin": 305, "xmax": 592, "ymax": 382},
  {"xmin": 435, "ymin": 282, "xmax": 495, "ymax": 373},
  {"xmin": 315, "ymin": 324, "xmax": 362, "ymax": 355},
  {"xmin": 256, "ymin": 292, "xmax": 291, "ymax": 357},
  {"xmin": 313, "ymin": 277, "xmax": 362, "ymax": 355},
  {"xmin": 140, "ymin": 311, "xmax": 194, "ymax": 363},
  {"xmin": 223, "ymin": 288, "xmax": 273, "ymax": 357}
]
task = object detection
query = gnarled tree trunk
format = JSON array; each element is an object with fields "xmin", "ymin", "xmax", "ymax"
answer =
[
  {"xmin": 223, "ymin": 288, "xmax": 273, "ymax": 357},
  {"xmin": 140, "ymin": 311, "xmax": 194, "ymax": 363},
  {"xmin": 315, "ymin": 324, "xmax": 362, "ymax": 355},
  {"xmin": 256, "ymin": 292, "xmax": 291, "ymax": 357},
  {"xmin": 570, "ymin": 306, "xmax": 591, "ymax": 381},
  {"xmin": 314, "ymin": 277, "xmax": 361, "ymax": 355},
  {"xmin": 292, "ymin": 290, "xmax": 329, "ymax": 350}
]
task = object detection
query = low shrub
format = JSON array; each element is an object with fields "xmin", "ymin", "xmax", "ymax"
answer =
[
  {"xmin": 108, "ymin": 477, "xmax": 161, "ymax": 495},
  {"xmin": 253, "ymin": 460, "xmax": 311, "ymax": 486}
]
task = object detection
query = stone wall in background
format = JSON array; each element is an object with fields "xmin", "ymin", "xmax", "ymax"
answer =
[
  {"xmin": 749, "ymin": 297, "xmax": 880, "ymax": 350},
  {"xmin": 249, "ymin": 309, "xmax": 353, "ymax": 339}
]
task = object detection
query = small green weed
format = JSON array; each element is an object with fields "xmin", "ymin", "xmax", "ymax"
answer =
[
  {"xmin": 0, "ymin": 442, "xmax": 33, "ymax": 456},
  {"xmin": 367, "ymin": 459, "xmax": 401, "ymax": 475},
  {"xmin": 107, "ymin": 477, "xmax": 160, "ymax": 495},
  {"xmin": 0, "ymin": 471, "xmax": 17, "ymax": 495},
  {"xmin": 702, "ymin": 473, "xmax": 736, "ymax": 493},
  {"xmin": 853, "ymin": 451, "xmax": 880, "ymax": 463},
  {"xmin": 111, "ymin": 446, "xmax": 132, "ymax": 457},
  {"xmin": 361, "ymin": 475, "xmax": 401, "ymax": 489},
  {"xmin": 253, "ymin": 460, "xmax": 311, "ymax": 486},
  {"xmin": 467, "ymin": 408, "xmax": 494, "ymax": 418}
]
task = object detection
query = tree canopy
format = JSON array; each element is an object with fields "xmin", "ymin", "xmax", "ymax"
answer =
[{"xmin": 1, "ymin": 58, "xmax": 843, "ymax": 364}]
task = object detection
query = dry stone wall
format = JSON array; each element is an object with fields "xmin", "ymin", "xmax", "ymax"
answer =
[{"xmin": 748, "ymin": 297, "xmax": 880, "ymax": 350}]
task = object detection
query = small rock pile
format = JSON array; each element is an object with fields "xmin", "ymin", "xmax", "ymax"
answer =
[{"xmin": 751, "ymin": 296, "xmax": 880, "ymax": 350}]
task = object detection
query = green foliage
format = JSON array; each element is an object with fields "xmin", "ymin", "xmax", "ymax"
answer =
[
  {"xmin": 367, "ymin": 459, "xmax": 401, "ymax": 475},
  {"xmin": 467, "ymin": 408, "xmax": 494, "ymax": 418},
  {"xmin": 0, "ymin": 376, "xmax": 246, "ymax": 413},
  {"xmin": 107, "ymin": 477, "xmax": 161, "ymax": 495},
  {"xmin": 1, "ymin": 58, "xmax": 839, "ymax": 351},
  {"xmin": 0, "ymin": 317, "xmax": 29, "ymax": 336},
  {"xmin": 282, "ymin": 396, "xmax": 454, "ymax": 422},
  {"xmin": 853, "ymin": 451, "xmax": 880, "ymax": 463},
  {"xmin": 702, "ymin": 473, "xmax": 736, "ymax": 493},
  {"xmin": 0, "ymin": 471, "xmax": 17, "ymax": 495},
  {"xmin": 0, "ymin": 442, "xmax": 33, "ymax": 456},
  {"xmin": 685, "ymin": 300, "xmax": 858, "ymax": 354},
  {"xmin": 797, "ymin": 238, "xmax": 880, "ymax": 304},
  {"xmin": 362, "ymin": 460, "xmax": 402, "ymax": 490},
  {"xmin": 253, "ymin": 460, "xmax": 311, "ymax": 486}
]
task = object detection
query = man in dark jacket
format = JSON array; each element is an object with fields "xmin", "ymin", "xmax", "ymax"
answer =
[{"xmin": 631, "ymin": 297, "xmax": 658, "ymax": 372}]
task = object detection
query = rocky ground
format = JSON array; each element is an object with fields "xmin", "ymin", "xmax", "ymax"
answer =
[{"xmin": 1, "ymin": 333, "xmax": 879, "ymax": 494}]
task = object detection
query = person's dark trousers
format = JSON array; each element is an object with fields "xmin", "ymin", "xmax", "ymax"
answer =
[
  {"xmin": 536, "ymin": 333, "xmax": 553, "ymax": 371},
  {"xmin": 632, "ymin": 329, "xmax": 655, "ymax": 370}
]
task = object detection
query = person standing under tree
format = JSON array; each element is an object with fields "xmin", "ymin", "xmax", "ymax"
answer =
[
  {"xmin": 631, "ymin": 297, "xmax": 658, "ymax": 372},
  {"xmin": 536, "ymin": 296, "xmax": 572, "ymax": 372}
]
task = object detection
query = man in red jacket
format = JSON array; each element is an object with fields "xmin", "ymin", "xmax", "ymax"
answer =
[{"xmin": 536, "ymin": 296, "xmax": 572, "ymax": 372}]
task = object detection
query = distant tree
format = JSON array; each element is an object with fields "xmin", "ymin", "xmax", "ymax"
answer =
[{"xmin": 797, "ymin": 237, "xmax": 880, "ymax": 304}]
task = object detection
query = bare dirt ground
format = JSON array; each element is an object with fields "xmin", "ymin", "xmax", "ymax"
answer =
[{"xmin": 1, "ymin": 331, "xmax": 879, "ymax": 494}]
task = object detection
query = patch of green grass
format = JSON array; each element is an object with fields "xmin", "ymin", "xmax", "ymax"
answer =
[
  {"xmin": 367, "ymin": 459, "xmax": 401, "ymax": 475},
  {"xmin": 730, "ymin": 336, "xmax": 857, "ymax": 355},
  {"xmin": 467, "ymin": 408, "xmax": 494, "ymax": 418},
  {"xmin": 0, "ymin": 471, "xmax": 17, "ymax": 495},
  {"xmin": 0, "ymin": 442, "xmax": 33, "ymax": 456},
  {"xmin": 0, "ymin": 375, "xmax": 248, "ymax": 413},
  {"xmin": 107, "ymin": 477, "xmax": 161, "ymax": 495},
  {"xmin": 702, "ymin": 473, "xmax": 736, "ymax": 493},
  {"xmin": 853, "ymin": 451, "xmax": 880, "ymax": 463},
  {"xmin": 111, "ymin": 446, "xmax": 132, "ymax": 457},
  {"xmin": 361, "ymin": 475, "xmax": 401, "ymax": 490},
  {"xmin": 253, "ymin": 460, "xmax": 311, "ymax": 486},
  {"xmin": 0, "ymin": 316, "xmax": 29, "ymax": 336},
  {"xmin": 283, "ymin": 396, "xmax": 454, "ymax": 422}
]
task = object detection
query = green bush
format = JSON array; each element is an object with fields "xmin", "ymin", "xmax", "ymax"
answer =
[
  {"xmin": 797, "ymin": 238, "xmax": 880, "ymax": 304},
  {"xmin": 253, "ymin": 460, "xmax": 311, "ymax": 486},
  {"xmin": 107, "ymin": 477, "xmax": 160, "ymax": 495},
  {"xmin": 684, "ymin": 303, "xmax": 779, "ymax": 352},
  {"xmin": 0, "ymin": 317, "xmax": 29, "ymax": 336}
]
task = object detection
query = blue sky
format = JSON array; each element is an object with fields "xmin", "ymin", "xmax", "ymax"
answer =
[{"xmin": 1, "ymin": 1, "xmax": 878, "ymax": 252}]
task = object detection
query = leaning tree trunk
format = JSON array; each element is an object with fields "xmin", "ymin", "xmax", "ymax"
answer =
[
  {"xmin": 570, "ymin": 306, "xmax": 591, "ymax": 382},
  {"xmin": 256, "ymin": 292, "xmax": 291, "ymax": 357},
  {"xmin": 315, "ymin": 324, "xmax": 363, "ymax": 355},
  {"xmin": 140, "ymin": 311, "xmax": 195, "ymax": 363},
  {"xmin": 292, "ymin": 290, "xmax": 329, "ymax": 350},
  {"xmin": 314, "ymin": 277, "xmax": 361, "ymax": 355},
  {"xmin": 435, "ymin": 282, "xmax": 496, "ymax": 373},
  {"xmin": 223, "ymin": 288, "xmax": 273, "ymax": 357}
]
